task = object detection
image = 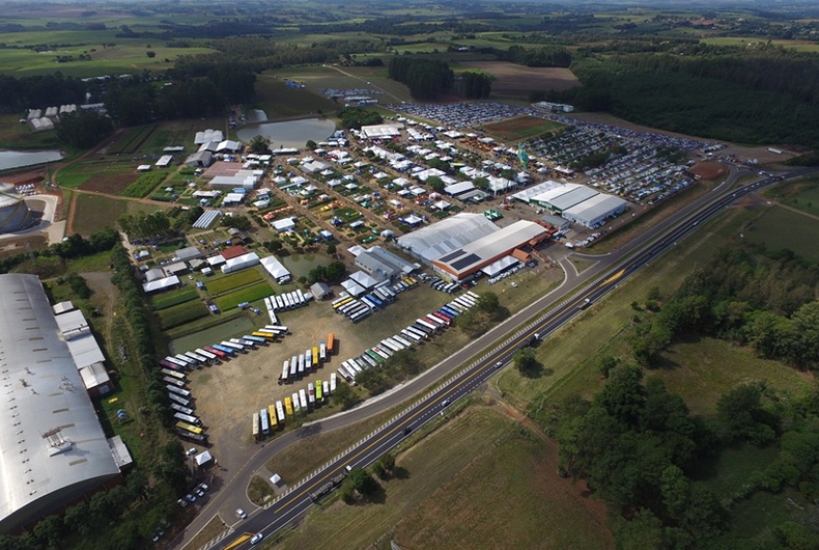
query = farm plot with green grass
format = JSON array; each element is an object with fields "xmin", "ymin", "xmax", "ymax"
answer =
[
  {"xmin": 205, "ymin": 269, "xmax": 263, "ymax": 295},
  {"xmin": 151, "ymin": 287, "xmax": 199, "ymax": 310},
  {"xmin": 57, "ymin": 159, "xmax": 135, "ymax": 190},
  {"xmin": 157, "ymin": 300, "xmax": 209, "ymax": 330},
  {"xmin": 121, "ymin": 171, "xmax": 168, "ymax": 198},
  {"xmin": 213, "ymin": 282, "xmax": 274, "ymax": 311},
  {"xmin": 71, "ymin": 193, "xmax": 165, "ymax": 235}
]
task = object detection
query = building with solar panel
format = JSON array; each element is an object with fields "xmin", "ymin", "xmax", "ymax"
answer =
[
  {"xmin": 0, "ymin": 274, "xmax": 128, "ymax": 533},
  {"xmin": 431, "ymin": 221, "xmax": 549, "ymax": 282}
]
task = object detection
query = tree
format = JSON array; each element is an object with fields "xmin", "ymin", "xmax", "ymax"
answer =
[
  {"xmin": 514, "ymin": 347, "xmax": 541, "ymax": 377},
  {"xmin": 716, "ymin": 383, "xmax": 778, "ymax": 444},
  {"xmin": 341, "ymin": 467, "xmax": 379, "ymax": 501},
  {"xmin": 221, "ymin": 215, "xmax": 252, "ymax": 231},
  {"xmin": 248, "ymin": 135, "xmax": 270, "ymax": 155},
  {"xmin": 34, "ymin": 515, "xmax": 63, "ymax": 549},
  {"xmin": 55, "ymin": 110, "xmax": 114, "ymax": 149},
  {"xmin": 333, "ymin": 382, "xmax": 358, "ymax": 410},
  {"xmin": 614, "ymin": 508, "xmax": 665, "ymax": 550},
  {"xmin": 426, "ymin": 176, "xmax": 445, "ymax": 193},
  {"xmin": 326, "ymin": 243, "xmax": 337, "ymax": 255},
  {"xmin": 476, "ymin": 291, "xmax": 500, "ymax": 314},
  {"xmin": 146, "ymin": 50, "xmax": 156, "ymax": 58},
  {"xmin": 306, "ymin": 139, "xmax": 317, "ymax": 149}
]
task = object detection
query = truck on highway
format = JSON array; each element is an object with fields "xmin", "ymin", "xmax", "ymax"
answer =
[
  {"xmin": 308, "ymin": 471, "xmax": 348, "ymax": 502},
  {"xmin": 578, "ymin": 298, "xmax": 592, "ymax": 310}
]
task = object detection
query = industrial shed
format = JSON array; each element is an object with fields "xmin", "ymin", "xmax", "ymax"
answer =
[
  {"xmin": 0, "ymin": 274, "xmax": 124, "ymax": 533},
  {"xmin": 354, "ymin": 246, "xmax": 416, "ymax": 280},
  {"xmin": 562, "ymin": 193, "xmax": 628, "ymax": 228},
  {"xmin": 431, "ymin": 221, "xmax": 549, "ymax": 282},
  {"xmin": 396, "ymin": 213, "xmax": 499, "ymax": 264},
  {"xmin": 545, "ymin": 185, "xmax": 599, "ymax": 214}
]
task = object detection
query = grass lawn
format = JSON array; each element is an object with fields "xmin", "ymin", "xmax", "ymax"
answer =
[
  {"xmin": 743, "ymin": 204, "xmax": 819, "ymax": 263},
  {"xmin": 65, "ymin": 250, "xmax": 114, "ymax": 273},
  {"xmin": 206, "ymin": 269, "xmax": 264, "ymax": 295},
  {"xmin": 653, "ymin": 336, "xmax": 811, "ymax": 416},
  {"xmin": 213, "ymin": 281, "xmax": 274, "ymax": 311},
  {"xmin": 270, "ymin": 405, "xmax": 515, "ymax": 550},
  {"xmin": 157, "ymin": 300, "xmax": 209, "ymax": 330}
]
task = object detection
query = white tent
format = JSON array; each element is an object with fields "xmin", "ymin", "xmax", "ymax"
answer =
[{"xmin": 195, "ymin": 450, "xmax": 213, "ymax": 467}]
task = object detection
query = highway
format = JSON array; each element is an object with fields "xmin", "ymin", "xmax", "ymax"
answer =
[{"xmin": 208, "ymin": 166, "xmax": 817, "ymax": 550}]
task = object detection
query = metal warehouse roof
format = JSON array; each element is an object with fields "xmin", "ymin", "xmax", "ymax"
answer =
[
  {"xmin": 396, "ymin": 213, "xmax": 499, "ymax": 264},
  {"xmin": 432, "ymin": 221, "xmax": 548, "ymax": 277},
  {"xmin": 530, "ymin": 183, "xmax": 580, "ymax": 204},
  {"xmin": 0, "ymin": 274, "xmax": 120, "ymax": 532},
  {"xmin": 562, "ymin": 193, "xmax": 628, "ymax": 225},
  {"xmin": 510, "ymin": 181, "xmax": 562, "ymax": 203},
  {"xmin": 544, "ymin": 185, "xmax": 599, "ymax": 212}
]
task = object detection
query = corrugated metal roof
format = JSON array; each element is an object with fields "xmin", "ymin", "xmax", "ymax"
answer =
[
  {"xmin": 563, "ymin": 193, "xmax": 628, "ymax": 226},
  {"xmin": 544, "ymin": 186, "xmax": 598, "ymax": 212},
  {"xmin": 396, "ymin": 213, "xmax": 499, "ymax": 264},
  {"xmin": 0, "ymin": 274, "xmax": 119, "ymax": 532}
]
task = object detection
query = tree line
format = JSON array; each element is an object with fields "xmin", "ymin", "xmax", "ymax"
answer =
[
  {"xmin": 628, "ymin": 244, "xmax": 819, "ymax": 369},
  {"xmin": 388, "ymin": 57, "xmax": 454, "ymax": 101},
  {"xmin": 0, "ymin": 228, "xmax": 118, "ymax": 275}
]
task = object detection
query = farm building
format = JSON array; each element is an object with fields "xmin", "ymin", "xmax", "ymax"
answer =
[
  {"xmin": 221, "ymin": 245, "xmax": 248, "ymax": 260},
  {"xmin": 208, "ymin": 172, "xmax": 259, "ymax": 190},
  {"xmin": 510, "ymin": 181, "xmax": 561, "ymax": 203},
  {"xmin": 185, "ymin": 151, "xmax": 213, "ymax": 168},
  {"xmin": 562, "ymin": 193, "xmax": 628, "ymax": 228},
  {"xmin": 431, "ymin": 221, "xmax": 549, "ymax": 282},
  {"xmin": 194, "ymin": 129, "xmax": 223, "ymax": 145},
  {"xmin": 142, "ymin": 276, "xmax": 180, "ymax": 294},
  {"xmin": 310, "ymin": 282, "xmax": 332, "ymax": 300},
  {"xmin": 354, "ymin": 246, "xmax": 417, "ymax": 280},
  {"xmin": 175, "ymin": 246, "xmax": 203, "ymax": 262},
  {"xmin": 155, "ymin": 155, "xmax": 173, "ymax": 168},
  {"xmin": 396, "ymin": 213, "xmax": 499, "ymax": 264},
  {"xmin": 221, "ymin": 252, "xmax": 260, "ymax": 274},
  {"xmin": 0, "ymin": 274, "xmax": 127, "ymax": 533},
  {"xmin": 260, "ymin": 255, "xmax": 292, "ymax": 284},
  {"xmin": 539, "ymin": 213, "xmax": 570, "ymax": 231},
  {"xmin": 272, "ymin": 217, "xmax": 296, "ymax": 233}
]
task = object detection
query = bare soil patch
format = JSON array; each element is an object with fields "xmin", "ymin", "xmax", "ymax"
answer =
[
  {"xmin": 690, "ymin": 161, "xmax": 728, "ymax": 181},
  {"xmin": 81, "ymin": 173, "xmax": 136, "ymax": 194},
  {"xmin": 459, "ymin": 62, "xmax": 579, "ymax": 98}
]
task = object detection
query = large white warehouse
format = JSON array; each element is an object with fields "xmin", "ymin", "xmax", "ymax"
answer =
[{"xmin": 0, "ymin": 274, "xmax": 125, "ymax": 533}]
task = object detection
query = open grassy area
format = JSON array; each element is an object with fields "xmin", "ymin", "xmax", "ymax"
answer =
[
  {"xmin": 743, "ymin": 204, "xmax": 819, "ymax": 263},
  {"xmin": 701, "ymin": 36, "xmax": 819, "ymax": 53},
  {"xmin": 206, "ymin": 269, "xmax": 264, "ymax": 295},
  {"xmin": 70, "ymin": 193, "xmax": 165, "ymax": 235},
  {"xmin": 213, "ymin": 281, "xmax": 274, "ymax": 311},
  {"xmin": 269, "ymin": 404, "xmax": 517, "ymax": 550}
]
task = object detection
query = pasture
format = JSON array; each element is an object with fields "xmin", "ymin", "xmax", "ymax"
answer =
[
  {"xmin": 458, "ymin": 61, "xmax": 580, "ymax": 99},
  {"xmin": 253, "ymin": 74, "xmax": 339, "ymax": 120},
  {"xmin": 151, "ymin": 287, "xmax": 199, "ymax": 310},
  {"xmin": 701, "ymin": 36, "xmax": 819, "ymax": 53}
]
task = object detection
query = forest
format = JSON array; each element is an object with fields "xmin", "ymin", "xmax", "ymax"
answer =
[
  {"xmin": 388, "ymin": 57, "xmax": 455, "ymax": 101},
  {"xmin": 555, "ymin": 243, "xmax": 819, "ymax": 550}
]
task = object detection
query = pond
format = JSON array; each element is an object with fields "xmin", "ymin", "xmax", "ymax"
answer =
[
  {"xmin": 170, "ymin": 316, "xmax": 255, "ymax": 354},
  {"xmin": 236, "ymin": 118, "xmax": 336, "ymax": 150},
  {"xmin": 279, "ymin": 253, "xmax": 332, "ymax": 280},
  {"xmin": 0, "ymin": 149, "xmax": 63, "ymax": 171}
]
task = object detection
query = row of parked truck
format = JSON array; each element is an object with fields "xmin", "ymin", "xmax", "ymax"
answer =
[{"xmin": 336, "ymin": 291, "xmax": 479, "ymax": 383}]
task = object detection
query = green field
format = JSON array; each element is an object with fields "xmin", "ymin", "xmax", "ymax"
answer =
[
  {"xmin": 0, "ymin": 40, "xmax": 216, "ymax": 78},
  {"xmin": 71, "ymin": 193, "xmax": 164, "ymax": 235},
  {"xmin": 56, "ymin": 159, "xmax": 135, "ymax": 189},
  {"xmin": 157, "ymin": 299, "xmax": 209, "ymax": 330},
  {"xmin": 108, "ymin": 125, "xmax": 156, "ymax": 155},
  {"xmin": 151, "ymin": 286, "xmax": 199, "ymax": 310},
  {"xmin": 206, "ymin": 269, "xmax": 263, "ymax": 295},
  {"xmin": 213, "ymin": 281, "xmax": 274, "ymax": 311},
  {"xmin": 743, "ymin": 204, "xmax": 819, "ymax": 263}
]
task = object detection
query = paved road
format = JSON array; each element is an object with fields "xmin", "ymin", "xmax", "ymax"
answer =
[{"xmin": 176, "ymin": 165, "xmax": 817, "ymax": 550}]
